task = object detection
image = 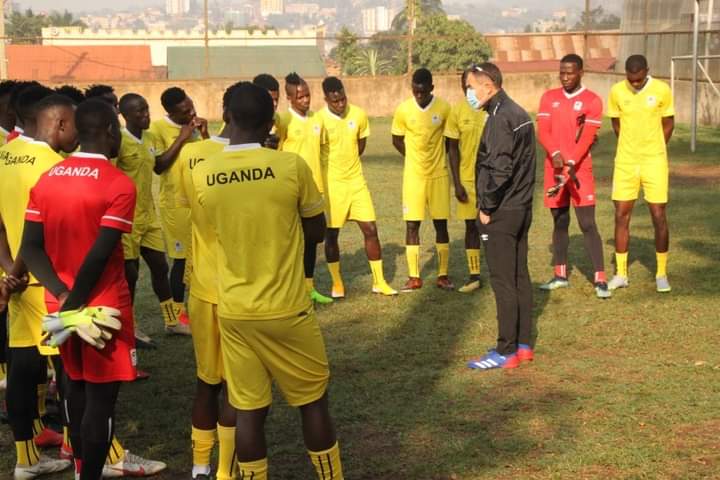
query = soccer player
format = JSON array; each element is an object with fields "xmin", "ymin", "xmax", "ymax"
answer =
[
  {"xmin": 194, "ymin": 82, "xmax": 344, "ymax": 480},
  {"xmin": 6, "ymin": 81, "xmax": 41, "ymax": 142},
  {"xmin": 392, "ymin": 68, "xmax": 453, "ymax": 291},
  {"xmin": 0, "ymin": 79, "xmax": 18, "ymax": 143},
  {"xmin": 445, "ymin": 68, "xmax": 487, "ymax": 293},
  {"xmin": 20, "ymin": 98, "xmax": 166, "ymax": 480},
  {"xmin": 276, "ymin": 73, "xmax": 333, "ymax": 304},
  {"xmin": 175, "ymin": 84, "xmax": 238, "ymax": 480},
  {"xmin": 0, "ymin": 94, "xmax": 77, "ymax": 478},
  {"xmin": 536, "ymin": 54, "xmax": 610, "ymax": 299},
  {"xmin": 253, "ymin": 74, "xmax": 281, "ymax": 149},
  {"xmin": 319, "ymin": 77, "xmax": 396, "ymax": 298},
  {"xmin": 117, "ymin": 93, "xmax": 185, "ymax": 337},
  {"xmin": 464, "ymin": 63, "xmax": 536, "ymax": 371},
  {"xmin": 607, "ymin": 54, "xmax": 674, "ymax": 293},
  {"xmin": 149, "ymin": 87, "xmax": 209, "ymax": 330},
  {"xmin": 84, "ymin": 84, "xmax": 119, "ymax": 113}
]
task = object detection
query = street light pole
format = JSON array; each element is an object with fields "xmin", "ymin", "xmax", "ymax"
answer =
[
  {"xmin": 406, "ymin": 0, "xmax": 414, "ymax": 75},
  {"xmin": 204, "ymin": 0, "xmax": 210, "ymax": 78}
]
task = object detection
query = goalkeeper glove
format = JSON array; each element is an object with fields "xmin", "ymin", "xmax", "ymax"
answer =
[{"xmin": 42, "ymin": 307, "xmax": 122, "ymax": 349}]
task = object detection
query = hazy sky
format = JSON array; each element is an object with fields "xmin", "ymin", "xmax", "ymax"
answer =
[{"xmin": 15, "ymin": 0, "xmax": 162, "ymax": 12}]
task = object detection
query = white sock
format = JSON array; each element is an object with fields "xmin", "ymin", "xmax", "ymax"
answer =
[{"xmin": 192, "ymin": 464, "xmax": 211, "ymax": 478}]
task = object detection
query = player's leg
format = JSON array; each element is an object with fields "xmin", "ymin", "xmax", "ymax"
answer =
[
  {"xmin": 300, "ymin": 393, "xmax": 344, "ymax": 480},
  {"xmin": 403, "ymin": 220, "xmax": 423, "ymax": 291},
  {"xmin": 429, "ymin": 176, "xmax": 453, "ymax": 290},
  {"xmin": 610, "ymin": 200, "xmax": 635, "ymax": 289},
  {"xmin": 540, "ymin": 207, "xmax": 571, "ymax": 290},
  {"xmin": 0, "ymin": 309, "xmax": 7, "ymax": 391},
  {"xmin": 648, "ymin": 202, "xmax": 671, "ymax": 292},
  {"xmin": 161, "ymin": 208, "xmax": 192, "ymax": 327},
  {"xmin": 457, "ymin": 219, "xmax": 482, "ymax": 293},
  {"xmin": 235, "ymin": 407, "xmax": 270, "ymax": 479},
  {"xmin": 516, "ymin": 209, "xmax": 535, "ymax": 362},
  {"xmin": 357, "ymin": 221, "xmax": 397, "ymax": 296},
  {"xmin": 123, "ymin": 230, "xmax": 155, "ymax": 349},
  {"xmin": 324, "ymin": 228, "xmax": 344, "ymax": 299},
  {"xmin": 123, "ymin": 259, "xmax": 140, "ymax": 302},
  {"xmin": 402, "ymin": 175, "xmax": 425, "ymax": 291},
  {"xmin": 324, "ymin": 182, "xmax": 349, "ymax": 299},
  {"xmin": 575, "ymin": 205, "xmax": 610, "ymax": 298},
  {"xmin": 140, "ymin": 245, "xmax": 186, "ymax": 334},
  {"xmin": 305, "ymin": 238, "xmax": 333, "ymax": 304},
  {"xmin": 216, "ymin": 387, "xmax": 237, "ymax": 480},
  {"xmin": 79, "ymin": 381, "xmax": 121, "ymax": 480},
  {"xmin": 49, "ymin": 355, "xmax": 73, "ymax": 461}
]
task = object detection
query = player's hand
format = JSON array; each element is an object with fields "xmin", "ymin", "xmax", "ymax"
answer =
[
  {"xmin": 0, "ymin": 282, "xmax": 9, "ymax": 313},
  {"xmin": 552, "ymin": 152, "xmax": 565, "ymax": 169},
  {"xmin": 3, "ymin": 273, "xmax": 28, "ymax": 294},
  {"xmin": 194, "ymin": 117, "xmax": 210, "ymax": 139},
  {"xmin": 264, "ymin": 133, "xmax": 280, "ymax": 150},
  {"xmin": 178, "ymin": 122, "xmax": 196, "ymax": 143},
  {"xmin": 478, "ymin": 212, "xmax": 491, "ymax": 225},
  {"xmin": 454, "ymin": 183, "xmax": 469, "ymax": 203}
]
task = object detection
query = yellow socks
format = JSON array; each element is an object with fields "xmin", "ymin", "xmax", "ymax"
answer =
[
  {"xmin": 0, "ymin": 362, "xmax": 6, "ymax": 383},
  {"xmin": 16, "ymin": 440, "xmax": 40, "ymax": 466},
  {"xmin": 466, "ymin": 249, "xmax": 481, "ymax": 276},
  {"xmin": 32, "ymin": 418, "xmax": 44, "ymax": 437},
  {"xmin": 308, "ymin": 441, "xmax": 344, "ymax": 480},
  {"xmin": 436, "ymin": 243, "xmax": 449, "ymax": 277},
  {"xmin": 160, "ymin": 299, "xmax": 178, "ymax": 327},
  {"xmin": 406, "ymin": 245, "xmax": 420, "ymax": 278},
  {"xmin": 106, "ymin": 436, "xmax": 125, "ymax": 464},
  {"xmin": 216, "ymin": 425, "xmax": 236, "ymax": 480},
  {"xmin": 656, "ymin": 252, "xmax": 668, "ymax": 278},
  {"xmin": 615, "ymin": 252, "xmax": 628, "ymax": 278},
  {"xmin": 63, "ymin": 426, "xmax": 70, "ymax": 446},
  {"xmin": 327, "ymin": 262, "xmax": 344, "ymax": 296},
  {"xmin": 191, "ymin": 426, "xmax": 215, "ymax": 470},
  {"xmin": 238, "ymin": 458, "xmax": 268, "ymax": 480},
  {"xmin": 173, "ymin": 301, "xmax": 186, "ymax": 321},
  {"xmin": 305, "ymin": 277, "xmax": 315, "ymax": 292}
]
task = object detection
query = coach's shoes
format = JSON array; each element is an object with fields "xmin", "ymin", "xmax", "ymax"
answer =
[
  {"xmin": 595, "ymin": 282, "xmax": 612, "ymax": 299},
  {"xmin": 166, "ymin": 322, "xmax": 191, "ymax": 336},
  {"xmin": 608, "ymin": 275, "xmax": 629, "ymax": 291},
  {"xmin": 656, "ymin": 276, "xmax": 672, "ymax": 293},
  {"xmin": 458, "ymin": 278, "xmax": 481, "ymax": 293},
  {"xmin": 467, "ymin": 350, "xmax": 519, "ymax": 370},
  {"xmin": 372, "ymin": 281, "xmax": 398, "ymax": 296},
  {"xmin": 436, "ymin": 276, "xmax": 455, "ymax": 291},
  {"xmin": 102, "ymin": 450, "xmax": 167, "ymax": 478},
  {"xmin": 517, "ymin": 344, "xmax": 534, "ymax": 363},
  {"xmin": 539, "ymin": 276, "xmax": 569, "ymax": 290},
  {"xmin": 14, "ymin": 455, "xmax": 71, "ymax": 479},
  {"xmin": 401, "ymin": 277, "xmax": 422, "ymax": 292}
]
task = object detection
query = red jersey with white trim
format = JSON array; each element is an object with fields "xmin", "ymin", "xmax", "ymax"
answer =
[
  {"xmin": 25, "ymin": 152, "xmax": 136, "ymax": 309},
  {"xmin": 537, "ymin": 86, "xmax": 603, "ymax": 167}
]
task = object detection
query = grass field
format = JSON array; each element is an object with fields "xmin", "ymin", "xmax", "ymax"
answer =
[{"xmin": 2, "ymin": 117, "xmax": 719, "ymax": 479}]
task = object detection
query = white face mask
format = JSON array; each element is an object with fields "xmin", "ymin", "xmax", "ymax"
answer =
[{"xmin": 466, "ymin": 87, "xmax": 484, "ymax": 110}]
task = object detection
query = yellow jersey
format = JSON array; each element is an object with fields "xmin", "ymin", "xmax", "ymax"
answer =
[
  {"xmin": 176, "ymin": 136, "xmax": 228, "ymax": 304},
  {"xmin": 276, "ymin": 108, "xmax": 325, "ymax": 192},
  {"xmin": 193, "ymin": 144, "xmax": 324, "ymax": 321},
  {"xmin": 0, "ymin": 137, "xmax": 63, "ymax": 279},
  {"xmin": 391, "ymin": 96, "xmax": 451, "ymax": 179},
  {"xmin": 444, "ymin": 100, "xmax": 487, "ymax": 183},
  {"xmin": 115, "ymin": 128, "xmax": 157, "ymax": 225},
  {"xmin": 607, "ymin": 77, "xmax": 674, "ymax": 163},
  {"xmin": 148, "ymin": 116, "xmax": 202, "ymax": 209},
  {"xmin": 319, "ymin": 104, "xmax": 370, "ymax": 185}
]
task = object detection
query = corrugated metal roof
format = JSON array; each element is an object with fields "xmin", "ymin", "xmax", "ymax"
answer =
[
  {"xmin": 167, "ymin": 46, "xmax": 326, "ymax": 79},
  {"xmin": 7, "ymin": 45, "xmax": 157, "ymax": 82}
]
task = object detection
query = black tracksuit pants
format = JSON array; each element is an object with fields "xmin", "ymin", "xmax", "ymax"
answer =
[{"xmin": 479, "ymin": 207, "xmax": 533, "ymax": 356}]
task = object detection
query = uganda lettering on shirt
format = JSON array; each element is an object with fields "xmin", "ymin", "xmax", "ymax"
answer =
[
  {"xmin": 48, "ymin": 165, "xmax": 100, "ymax": 179},
  {"xmin": 205, "ymin": 167, "xmax": 276, "ymax": 186},
  {"xmin": 0, "ymin": 150, "xmax": 36, "ymax": 166}
]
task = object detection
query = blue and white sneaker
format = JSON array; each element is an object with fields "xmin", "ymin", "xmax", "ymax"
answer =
[
  {"xmin": 467, "ymin": 350, "xmax": 519, "ymax": 370},
  {"xmin": 539, "ymin": 277, "xmax": 569, "ymax": 291}
]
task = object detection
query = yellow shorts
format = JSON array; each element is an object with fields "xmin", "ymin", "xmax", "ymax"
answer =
[
  {"xmin": 219, "ymin": 311, "xmax": 329, "ymax": 410},
  {"xmin": 159, "ymin": 207, "xmax": 191, "ymax": 259},
  {"xmin": 188, "ymin": 294, "xmax": 223, "ymax": 385},
  {"xmin": 8, "ymin": 286, "xmax": 58, "ymax": 356},
  {"xmin": 325, "ymin": 180, "xmax": 376, "ymax": 229},
  {"xmin": 612, "ymin": 160, "xmax": 669, "ymax": 204},
  {"xmin": 455, "ymin": 180, "xmax": 478, "ymax": 221},
  {"xmin": 403, "ymin": 174, "xmax": 450, "ymax": 221},
  {"xmin": 122, "ymin": 220, "xmax": 165, "ymax": 260}
]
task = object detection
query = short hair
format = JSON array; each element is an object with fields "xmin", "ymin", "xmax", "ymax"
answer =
[
  {"xmin": 222, "ymin": 82, "xmax": 243, "ymax": 109},
  {"xmin": 16, "ymin": 85, "xmax": 55, "ymax": 123},
  {"xmin": 55, "ymin": 85, "xmax": 86, "ymax": 105},
  {"xmin": 253, "ymin": 74, "xmax": 280, "ymax": 92},
  {"xmin": 228, "ymin": 82, "xmax": 274, "ymax": 130},
  {"xmin": 35, "ymin": 94, "xmax": 76, "ymax": 115},
  {"xmin": 322, "ymin": 76, "xmax": 344, "ymax": 95},
  {"xmin": 84, "ymin": 84, "xmax": 114, "ymax": 99},
  {"xmin": 75, "ymin": 99, "xmax": 119, "ymax": 144},
  {"xmin": 118, "ymin": 93, "xmax": 145, "ymax": 115},
  {"xmin": 472, "ymin": 62, "xmax": 503, "ymax": 88},
  {"xmin": 625, "ymin": 54, "xmax": 648, "ymax": 73},
  {"xmin": 285, "ymin": 72, "xmax": 303, "ymax": 87},
  {"xmin": 10, "ymin": 81, "xmax": 41, "ymax": 113},
  {"xmin": 560, "ymin": 54, "xmax": 584, "ymax": 70},
  {"xmin": 160, "ymin": 87, "xmax": 187, "ymax": 113},
  {"xmin": 0, "ymin": 80, "xmax": 17, "ymax": 98},
  {"xmin": 412, "ymin": 68, "xmax": 433, "ymax": 86}
]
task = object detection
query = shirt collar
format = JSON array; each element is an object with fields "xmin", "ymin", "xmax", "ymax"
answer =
[
  {"xmin": 325, "ymin": 106, "xmax": 346, "ymax": 120},
  {"xmin": 629, "ymin": 75, "xmax": 653, "ymax": 94},
  {"xmin": 122, "ymin": 127, "xmax": 143, "ymax": 144},
  {"xmin": 224, "ymin": 143, "xmax": 262, "ymax": 152},
  {"xmin": 289, "ymin": 107, "xmax": 309, "ymax": 121},
  {"xmin": 18, "ymin": 134, "xmax": 34, "ymax": 142},
  {"xmin": 484, "ymin": 89, "xmax": 507, "ymax": 115},
  {"xmin": 210, "ymin": 136, "xmax": 229, "ymax": 145},
  {"xmin": 73, "ymin": 152, "xmax": 109, "ymax": 161},
  {"xmin": 562, "ymin": 85, "xmax": 586, "ymax": 99},
  {"xmin": 414, "ymin": 96, "xmax": 435, "ymax": 112}
]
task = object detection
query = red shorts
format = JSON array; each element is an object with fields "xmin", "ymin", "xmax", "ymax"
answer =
[
  {"xmin": 50, "ymin": 304, "xmax": 137, "ymax": 383},
  {"xmin": 543, "ymin": 160, "xmax": 597, "ymax": 209}
]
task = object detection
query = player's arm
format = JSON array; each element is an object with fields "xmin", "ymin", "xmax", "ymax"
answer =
[
  {"xmin": 20, "ymin": 221, "xmax": 69, "ymax": 299},
  {"xmin": 154, "ymin": 123, "xmax": 196, "ymax": 174},
  {"xmin": 0, "ymin": 212, "xmax": 15, "ymax": 273},
  {"xmin": 390, "ymin": 107, "xmax": 406, "ymax": 156},
  {"xmin": 0, "ymin": 212, "xmax": 28, "ymax": 294},
  {"xmin": 391, "ymin": 135, "xmax": 405, "ymax": 156},
  {"xmin": 358, "ymin": 137, "xmax": 367, "ymax": 156},
  {"xmin": 611, "ymin": 118, "xmax": 620, "ymax": 138},
  {"xmin": 446, "ymin": 138, "xmax": 467, "ymax": 203},
  {"xmin": 536, "ymin": 94, "xmax": 564, "ymax": 168},
  {"xmin": 297, "ymin": 156, "xmax": 326, "ymax": 243},
  {"xmin": 662, "ymin": 116, "xmax": 674, "ymax": 144},
  {"xmin": 357, "ymin": 111, "xmax": 370, "ymax": 156},
  {"xmin": 607, "ymin": 87, "xmax": 621, "ymax": 139}
]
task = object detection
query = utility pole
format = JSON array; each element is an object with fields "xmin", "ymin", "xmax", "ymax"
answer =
[
  {"xmin": 203, "ymin": 0, "xmax": 210, "ymax": 78},
  {"xmin": 583, "ymin": 0, "xmax": 589, "ymax": 61},
  {"xmin": 0, "ymin": 0, "xmax": 7, "ymax": 80},
  {"xmin": 406, "ymin": 0, "xmax": 414, "ymax": 75}
]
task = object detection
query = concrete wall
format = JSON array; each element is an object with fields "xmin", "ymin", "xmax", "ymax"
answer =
[{"xmin": 56, "ymin": 71, "xmax": 718, "ymax": 126}]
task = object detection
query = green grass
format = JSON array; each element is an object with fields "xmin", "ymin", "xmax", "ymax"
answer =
[{"xmin": 2, "ymin": 118, "xmax": 719, "ymax": 479}]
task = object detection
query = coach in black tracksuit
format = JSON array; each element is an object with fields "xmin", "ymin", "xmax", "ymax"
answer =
[{"xmin": 469, "ymin": 63, "xmax": 536, "ymax": 358}]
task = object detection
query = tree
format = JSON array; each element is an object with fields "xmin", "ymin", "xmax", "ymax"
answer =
[
  {"xmin": 413, "ymin": 15, "xmax": 492, "ymax": 73},
  {"xmin": 391, "ymin": 0, "xmax": 445, "ymax": 33},
  {"xmin": 573, "ymin": 6, "xmax": 621, "ymax": 31},
  {"xmin": 349, "ymin": 49, "xmax": 393, "ymax": 77},
  {"xmin": 6, "ymin": 9, "xmax": 87, "ymax": 44},
  {"xmin": 47, "ymin": 10, "xmax": 86, "ymax": 28},
  {"xmin": 331, "ymin": 27, "xmax": 361, "ymax": 75}
]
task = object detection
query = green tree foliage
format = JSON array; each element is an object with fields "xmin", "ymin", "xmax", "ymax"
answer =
[
  {"xmin": 331, "ymin": 27, "xmax": 362, "ymax": 75},
  {"xmin": 414, "ymin": 15, "xmax": 492, "ymax": 72},
  {"xmin": 350, "ymin": 48, "xmax": 393, "ymax": 77},
  {"xmin": 6, "ymin": 9, "xmax": 86, "ymax": 44},
  {"xmin": 391, "ymin": 0, "xmax": 445, "ymax": 32},
  {"xmin": 573, "ymin": 6, "xmax": 621, "ymax": 31}
]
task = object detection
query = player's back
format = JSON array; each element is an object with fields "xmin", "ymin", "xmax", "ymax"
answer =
[
  {"xmin": 27, "ymin": 153, "xmax": 136, "ymax": 308},
  {"xmin": 0, "ymin": 136, "xmax": 62, "ymax": 256},
  {"xmin": 194, "ymin": 145, "xmax": 322, "ymax": 321}
]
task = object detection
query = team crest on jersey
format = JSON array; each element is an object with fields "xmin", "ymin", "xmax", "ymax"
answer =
[
  {"xmin": 573, "ymin": 101, "xmax": 583, "ymax": 111},
  {"xmin": 431, "ymin": 114, "xmax": 441, "ymax": 125},
  {"xmin": 647, "ymin": 96, "xmax": 657, "ymax": 107},
  {"xmin": 552, "ymin": 101, "xmax": 561, "ymax": 108},
  {"xmin": 348, "ymin": 120, "xmax": 356, "ymax": 129}
]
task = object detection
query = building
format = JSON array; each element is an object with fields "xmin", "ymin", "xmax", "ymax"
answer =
[
  {"xmin": 361, "ymin": 6, "xmax": 394, "ymax": 35},
  {"xmin": 284, "ymin": 3, "xmax": 320, "ymax": 16},
  {"xmin": 166, "ymin": 0, "xmax": 190, "ymax": 16},
  {"xmin": 260, "ymin": 0, "xmax": 284, "ymax": 17}
]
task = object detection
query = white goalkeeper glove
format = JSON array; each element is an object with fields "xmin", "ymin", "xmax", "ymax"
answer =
[{"xmin": 42, "ymin": 306, "xmax": 122, "ymax": 349}]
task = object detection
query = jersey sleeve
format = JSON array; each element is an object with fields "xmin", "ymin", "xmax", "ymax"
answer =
[
  {"xmin": 606, "ymin": 85, "xmax": 621, "ymax": 118},
  {"xmin": 536, "ymin": 92, "xmax": 560, "ymax": 157},
  {"xmin": 444, "ymin": 105, "xmax": 460, "ymax": 140},
  {"xmin": 101, "ymin": 175, "xmax": 136, "ymax": 233},
  {"xmin": 660, "ymin": 85, "xmax": 675, "ymax": 117},
  {"xmin": 25, "ymin": 183, "xmax": 44, "ymax": 223},
  {"xmin": 275, "ymin": 114, "xmax": 289, "ymax": 149},
  {"xmin": 390, "ymin": 105, "xmax": 406, "ymax": 136},
  {"xmin": 296, "ymin": 156, "xmax": 324, "ymax": 218},
  {"xmin": 358, "ymin": 110, "xmax": 370, "ymax": 139}
]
